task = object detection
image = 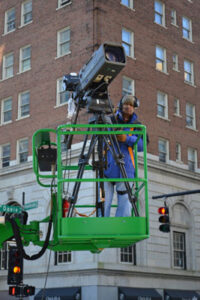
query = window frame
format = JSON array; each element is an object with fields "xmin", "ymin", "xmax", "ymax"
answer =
[
  {"xmin": 56, "ymin": 77, "xmax": 70, "ymax": 106},
  {"xmin": 1, "ymin": 97, "xmax": 12, "ymax": 125},
  {"xmin": 157, "ymin": 91, "xmax": 168, "ymax": 119},
  {"xmin": 18, "ymin": 91, "xmax": 30, "ymax": 120},
  {"xmin": 173, "ymin": 231, "xmax": 186, "ymax": 270},
  {"xmin": 55, "ymin": 251, "xmax": 72, "ymax": 265},
  {"xmin": 172, "ymin": 53, "xmax": 179, "ymax": 71},
  {"xmin": 187, "ymin": 147, "xmax": 197, "ymax": 172},
  {"xmin": 17, "ymin": 138, "xmax": 29, "ymax": 164},
  {"xmin": 154, "ymin": 0, "xmax": 165, "ymax": 27},
  {"xmin": 174, "ymin": 98, "xmax": 180, "ymax": 116},
  {"xmin": 182, "ymin": 16, "xmax": 192, "ymax": 42},
  {"xmin": 21, "ymin": 0, "xmax": 33, "ymax": 27},
  {"xmin": 4, "ymin": 7, "xmax": 16, "ymax": 34},
  {"xmin": 158, "ymin": 138, "xmax": 169, "ymax": 163},
  {"xmin": 186, "ymin": 102, "xmax": 196, "ymax": 129},
  {"xmin": 57, "ymin": 0, "xmax": 72, "ymax": 9},
  {"xmin": 0, "ymin": 143, "xmax": 11, "ymax": 168},
  {"xmin": 175, "ymin": 143, "xmax": 181, "ymax": 162},
  {"xmin": 184, "ymin": 59, "xmax": 194, "ymax": 86},
  {"xmin": 171, "ymin": 9, "xmax": 177, "ymax": 26},
  {"xmin": 57, "ymin": 27, "xmax": 71, "ymax": 58},
  {"xmin": 121, "ymin": 0, "xmax": 134, "ymax": 10},
  {"xmin": 120, "ymin": 244, "xmax": 136, "ymax": 265},
  {"xmin": 2, "ymin": 53, "xmax": 14, "ymax": 80},
  {"xmin": 155, "ymin": 45, "xmax": 167, "ymax": 73},
  {"xmin": 19, "ymin": 45, "xmax": 31, "ymax": 73},
  {"xmin": 122, "ymin": 28, "xmax": 134, "ymax": 58},
  {"xmin": 122, "ymin": 76, "xmax": 135, "ymax": 96}
]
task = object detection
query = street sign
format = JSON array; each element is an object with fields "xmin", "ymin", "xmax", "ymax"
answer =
[
  {"xmin": 24, "ymin": 201, "xmax": 38, "ymax": 211},
  {"xmin": 0, "ymin": 205, "xmax": 22, "ymax": 213}
]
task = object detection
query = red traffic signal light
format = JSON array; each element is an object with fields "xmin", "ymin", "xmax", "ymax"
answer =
[
  {"xmin": 9, "ymin": 285, "xmax": 35, "ymax": 297},
  {"xmin": 158, "ymin": 206, "xmax": 170, "ymax": 233}
]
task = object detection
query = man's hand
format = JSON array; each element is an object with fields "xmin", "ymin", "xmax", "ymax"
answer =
[{"xmin": 117, "ymin": 134, "xmax": 127, "ymax": 142}]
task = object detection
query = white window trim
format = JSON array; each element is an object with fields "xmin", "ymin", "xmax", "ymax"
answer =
[
  {"xmin": 187, "ymin": 147, "xmax": 197, "ymax": 171},
  {"xmin": 172, "ymin": 53, "xmax": 179, "ymax": 72},
  {"xmin": 182, "ymin": 16, "xmax": 193, "ymax": 42},
  {"xmin": 154, "ymin": 0, "xmax": 166, "ymax": 28},
  {"xmin": 20, "ymin": 0, "xmax": 33, "ymax": 27},
  {"xmin": 158, "ymin": 138, "xmax": 169, "ymax": 163},
  {"xmin": 2, "ymin": 53, "xmax": 14, "ymax": 80},
  {"xmin": 57, "ymin": 0, "xmax": 72, "ymax": 10},
  {"xmin": 16, "ymin": 138, "xmax": 29, "ymax": 164},
  {"xmin": 17, "ymin": 91, "xmax": 30, "ymax": 120},
  {"xmin": 19, "ymin": 45, "xmax": 31, "ymax": 74},
  {"xmin": 4, "ymin": 8, "xmax": 16, "ymax": 35},
  {"xmin": 155, "ymin": 45, "xmax": 168, "ymax": 74},
  {"xmin": 55, "ymin": 251, "xmax": 73, "ymax": 265},
  {"xmin": 122, "ymin": 76, "xmax": 135, "ymax": 96},
  {"xmin": 157, "ymin": 91, "xmax": 169, "ymax": 120},
  {"xmin": 175, "ymin": 143, "xmax": 182, "ymax": 162},
  {"xmin": 0, "ymin": 143, "xmax": 11, "ymax": 168},
  {"xmin": 1, "ymin": 97, "xmax": 12, "ymax": 125},
  {"xmin": 172, "ymin": 230, "xmax": 187, "ymax": 270},
  {"xmin": 122, "ymin": 28, "xmax": 134, "ymax": 59},
  {"xmin": 173, "ymin": 98, "xmax": 181, "ymax": 117},
  {"xmin": 186, "ymin": 103, "xmax": 196, "ymax": 130},
  {"xmin": 120, "ymin": 0, "xmax": 134, "ymax": 10},
  {"xmin": 56, "ymin": 27, "xmax": 71, "ymax": 59},
  {"xmin": 184, "ymin": 59, "xmax": 195, "ymax": 86},
  {"xmin": 171, "ymin": 9, "xmax": 178, "ymax": 27}
]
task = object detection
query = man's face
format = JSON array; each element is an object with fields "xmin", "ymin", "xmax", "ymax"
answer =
[{"xmin": 122, "ymin": 104, "xmax": 134, "ymax": 116}]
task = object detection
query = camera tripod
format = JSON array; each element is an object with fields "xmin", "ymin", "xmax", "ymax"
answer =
[{"xmin": 66, "ymin": 111, "xmax": 139, "ymax": 218}]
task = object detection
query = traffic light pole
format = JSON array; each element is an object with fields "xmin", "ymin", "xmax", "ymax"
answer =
[{"xmin": 152, "ymin": 189, "xmax": 200, "ymax": 199}]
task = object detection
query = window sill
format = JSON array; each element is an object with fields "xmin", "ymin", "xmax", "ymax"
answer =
[
  {"xmin": 54, "ymin": 102, "xmax": 68, "ymax": 108},
  {"xmin": 17, "ymin": 68, "xmax": 31, "ymax": 75},
  {"xmin": 0, "ymin": 75, "xmax": 14, "ymax": 82},
  {"xmin": 182, "ymin": 36, "xmax": 194, "ymax": 44},
  {"xmin": 172, "ymin": 68, "xmax": 180, "ymax": 72},
  {"xmin": 56, "ymin": 1, "xmax": 72, "ymax": 10},
  {"xmin": 0, "ymin": 121, "xmax": 12, "ymax": 126},
  {"xmin": 2, "ymin": 29, "xmax": 16, "ymax": 36},
  {"xmin": 16, "ymin": 115, "xmax": 30, "ymax": 122},
  {"xmin": 184, "ymin": 81, "xmax": 196, "ymax": 88},
  {"xmin": 173, "ymin": 113, "xmax": 182, "ymax": 118},
  {"xmin": 156, "ymin": 69, "xmax": 169, "ymax": 75},
  {"xmin": 120, "ymin": 3, "xmax": 135, "ymax": 11},
  {"xmin": 18, "ymin": 21, "xmax": 33, "ymax": 29},
  {"xmin": 185, "ymin": 126, "xmax": 198, "ymax": 132},
  {"xmin": 171, "ymin": 23, "xmax": 179, "ymax": 28},
  {"xmin": 157, "ymin": 115, "xmax": 171, "ymax": 122},
  {"xmin": 154, "ymin": 21, "xmax": 167, "ymax": 29},
  {"xmin": 55, "ymin": 51, "xmax": 71, "ymax": 60}
]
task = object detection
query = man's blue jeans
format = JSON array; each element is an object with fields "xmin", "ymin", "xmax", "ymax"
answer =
[{"xmin": 104, "ymin": 181, "xmax": 131, "ymax": 217}]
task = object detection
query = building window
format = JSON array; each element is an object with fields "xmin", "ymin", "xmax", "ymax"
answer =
[
  {"xmin": 186, "ymin": 103, "xmax": 196, "ymax": 129},
  {"xmin": 57, "ymin": 27, "xmax": 70, "ymax": 57},
  {"xmin": 154, "ymin": 0, "xmax": 165, "ymax": 26},
  {"xmin": 1, "ymin": 144, "xmax": 11, "ymax": 168},
  {"xmin": 122, "ymin": 28, "xmax": 134, "ymax": 58},
  {"xmin": 20, "ymin": 45, "xmax": 31, "ymax": 73},
  {"xmin": 184, "ymin": 60, "xmax": 194, "ymax": 85},
  {"xmin": 188, "ymin": 147, "xmax": 197, "ymax": 171},
  {"xmin": 172, "ymin": 53, "xmax": 179, "ymax": 71},
  {"xmin": 0, "ymin": 243, "xmax": 9, "ymax": 270},
  {"xmin": 176, "ymin": 143, "xmax": 181, "ymax": 161},
  {"xmin": 173, "ymin": 231, "xmax": 186, "ymax": 269},
  {"xmin": 3, "ymin": 53, "xmax": 14, "ymax": 80},
  {"xmin": 120, "ymin": 245, "xmax": 136, "ymax": 264},
  {"xmin": 55, "ymin": 251, "xmax": 72, "ymax": 264},
  {"xmin": 18, "ymin": 91, "xmax": 30, "ymax": 118},
  {"xmin": 21, "ymin": 0, "xmax": 32, "ymax": 26},
  {"xmin": 1, "ymin": 98, "xmax": 12, "ymax": 124},
  {"xmin": 122, "ymin": 77, "xmax": 135, "ymax": 96},
  {"xmin": 58, "ymin": 0, "xmax": 72, "ymax": 8},
  {"xmin": 18, "ymin": 139, "xmax": 29, "ymax": 163},
  {"xmin": 158, "ymin": 138, "xmax": 168, "ymax": 163},
  {"xmin": 121, "ymin": 0, "xmax": 134, "ymax": 9},
  {"xmin": 5, "ymin": 8, "xmax": 16, "ymax": 34},
  {"xmin": 56, "ymin": 78, "xmax": 70, "ymax": 106},
  {"xmin": 157, "ymin": 91, "xmax": 168, "ymax": 118},
  {"xmin": 156, "ymin": 46, "xmax": 167, "ymax": 73},
  {"xmin": 174, "ymin": 98, "xmax": 180, "ymax": 116},
  {"xmin": 171, "ymin": 9, "xmax": 177, "ymax": 26},
  {"xmin": 182, "ymin": 16, "xmax": 192, "ymax": 41}
]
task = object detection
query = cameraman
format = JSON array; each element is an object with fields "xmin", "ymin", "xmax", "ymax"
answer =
[{"xmin": 104, "ymin": 94, "xmax": 144, "ymax": 217}]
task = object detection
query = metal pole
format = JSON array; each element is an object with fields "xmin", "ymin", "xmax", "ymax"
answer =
[{"xmin": 152, "ymin": 189, "xmax": 200, "ymax": 200}]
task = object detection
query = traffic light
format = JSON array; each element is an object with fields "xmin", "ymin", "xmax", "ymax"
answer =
[
  {"xmin": 7, "ymin": 246, "xmax": 23, "ymax": 285},
  {"xmin": 158, "ymin": 206, "xmax": 170, "ymax": 232},
  {"xmin": 9, "ymin": 285, "xmax": 35, "ymax": 297}
]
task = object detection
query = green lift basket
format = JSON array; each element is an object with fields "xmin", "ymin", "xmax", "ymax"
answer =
[{"xmin": 30, "ymin": 123, "xmax": 149, "ymax": 253}]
